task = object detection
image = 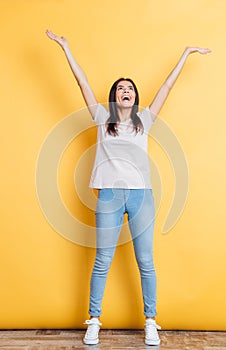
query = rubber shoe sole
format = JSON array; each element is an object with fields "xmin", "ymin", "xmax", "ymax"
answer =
[
  {"xmin": 83, "ymin": 337, "xmax": 99, "ymax": 345},
  {"xmin": 145, "ymin": 338, "xmax": 160, "ymax": 346}
]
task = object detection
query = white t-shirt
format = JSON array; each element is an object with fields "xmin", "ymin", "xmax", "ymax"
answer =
[{"xmin": 89, "ymin": 103, "xmax": 155, "ymax": 189}]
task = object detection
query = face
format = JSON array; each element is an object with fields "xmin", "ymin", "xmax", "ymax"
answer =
[{"xmin": 115, "ymin": 80, "xmax": 136, "ymax": 108}]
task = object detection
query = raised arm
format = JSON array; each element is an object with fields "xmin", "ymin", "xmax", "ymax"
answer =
[
  {"xmin": 149, "ymin": 47, "xmax": 211, "ymax": 121},
  {"xmin": 46, "ymin": 29, "xmax": 98, "ymax": 119}
]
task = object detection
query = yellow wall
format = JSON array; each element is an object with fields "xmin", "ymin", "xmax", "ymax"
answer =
[{"xmin": 0, "ymin": 0, "xmax": 226, "ymax": 330}]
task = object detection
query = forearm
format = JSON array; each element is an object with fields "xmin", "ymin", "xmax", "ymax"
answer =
[
  {"xmin": 164, "ymin": 48, "xmax": 190, "ymax": 90},
  {"xmin": 62, "ymin": 45, "xmax": 88, "ymax": 87},
  {"xmin": 149, "ymin": 46, "xmax": 211, "ymax": 118},
  {"xmin": 148, "ymin": 50, "xmax": 190, "ymax": 117},
  {"xmin": 62, "ymin": 45, "xmax": 98, "ymax": 112},
  {"xmin": 46, "ymin": 30, "xmax": 98, "ymax": 114}
]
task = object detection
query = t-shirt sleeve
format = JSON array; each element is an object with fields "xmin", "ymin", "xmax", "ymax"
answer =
[
  {"xmin": 93, "ymin": 103, "xmax": 109, "ymax": 125},
  {"xmin": 137, "ymin": 107, "xmax": 155, "ymax": 132}
]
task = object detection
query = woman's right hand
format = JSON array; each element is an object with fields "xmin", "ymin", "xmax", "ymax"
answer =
[{"xmin": 46, "ymin": 29, "xmax": 69, "ymax": 49}]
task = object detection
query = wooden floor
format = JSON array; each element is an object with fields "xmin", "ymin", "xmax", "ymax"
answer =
[{"xmin": 0, "ymin": 329, "xmax": 225, "ymax": 350}]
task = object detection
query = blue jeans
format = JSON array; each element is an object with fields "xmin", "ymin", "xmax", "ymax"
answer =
[{"xmin": 89, "ymin": 188, "xmax": 157, "ymax": 318}]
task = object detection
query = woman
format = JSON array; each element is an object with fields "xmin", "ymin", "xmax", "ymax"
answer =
[{"xmin": 46, "ymin": 29, "xmax": 211, "ymax": 346}]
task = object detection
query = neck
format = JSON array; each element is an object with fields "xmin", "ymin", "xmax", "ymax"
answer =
[{"xmin": 117, "ymin": 106, "xmax": 132, "ymax": 122}]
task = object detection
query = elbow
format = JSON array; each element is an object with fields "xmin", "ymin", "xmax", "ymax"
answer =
[
  {"xmin": 164, "ymin": 81, "xmax": 172, "ymax": 92},
  {"xmin": 78, "ymin": 76, "xmax": 89, "ymax": 89}
]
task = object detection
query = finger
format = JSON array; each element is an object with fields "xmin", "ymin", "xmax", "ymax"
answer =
[
  {"xmin": 201, "ymin": 49, "xmax": 212, "ymax": 54},
  {"xmin": 47, "ymin": 30, "xmax": 56, "ymax": 39},
  {"xmin": 46, "ymin": 30, "xmax": 53, "ymax": 37}
]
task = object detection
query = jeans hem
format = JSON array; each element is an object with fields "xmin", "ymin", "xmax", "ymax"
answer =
[
  {"xmin": 89, "ymin": 312, "xmax": 102, "ymax": 317},
  {"xmin": 144, "ymin": 312, "xmax": 157, "ymax": 318}
]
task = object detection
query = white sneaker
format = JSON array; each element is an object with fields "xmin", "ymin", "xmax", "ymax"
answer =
[
  {"xmin": 83, "ymin": 318, "xmax": 102, "ymax": 345},
  {"xmin": 144, "ymin": 318, "xmax": 161, "ymax": 346}
]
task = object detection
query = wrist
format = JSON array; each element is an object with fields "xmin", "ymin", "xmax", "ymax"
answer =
[
  {"xmin": 184, "ymin": 46, "xmax": 192, "ymax": 55},
  {"xmin": 62, "ymin": 44, "xmax": 70, "ymax": 52}
]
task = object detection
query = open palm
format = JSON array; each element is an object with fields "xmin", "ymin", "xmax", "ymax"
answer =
[
  {"xmin": 46, "ymin": 29, "xmax": 68, "ymax": 48},
  {"xmin": 187, "ymin": 47, "xmax": 212, "ymax": 55}
]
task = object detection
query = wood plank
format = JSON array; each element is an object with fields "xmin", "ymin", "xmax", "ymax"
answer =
[{"xmin": 0, "ymin": 330, "xmax": 225, "ymax": 349}]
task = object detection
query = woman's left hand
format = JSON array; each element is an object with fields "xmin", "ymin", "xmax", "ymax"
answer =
[{"xmin": 185, "ymin": 47, "xmax": 212, "ymax": 55}]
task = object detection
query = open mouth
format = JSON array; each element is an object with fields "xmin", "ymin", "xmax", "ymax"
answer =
[{"xmin": 122, "ymin": 96, "xmax": 130, "ymax": 101}]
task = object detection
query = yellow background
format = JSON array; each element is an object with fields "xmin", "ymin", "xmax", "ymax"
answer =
[{"xmin": 0, "ymin": 0, "xmax": 226, "ymax": 330}]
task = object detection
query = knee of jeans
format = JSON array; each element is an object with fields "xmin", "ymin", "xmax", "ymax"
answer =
[
  {"xmin": 136, "ymin": 255, "xmax": 155, "ymax": 272},
  {"xmin": 94, "ymin": 251, "xmax": 113, "ymax": 273}
]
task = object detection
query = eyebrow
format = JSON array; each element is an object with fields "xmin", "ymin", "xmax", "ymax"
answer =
[{"xmin": 117, "ymin": 85, "xmax": 134, "ymax": 88}]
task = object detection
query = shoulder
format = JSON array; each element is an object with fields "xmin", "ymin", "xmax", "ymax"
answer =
[
  {"xmin": 93, "ymin": 103, "xmax": 109, "ymax": 124},
  {"xmin": 137, "ymin": 106, "xmax": 155, "ymax": 130},
  {"xmin": 137, "ymin": 106, "xmax": 152, "ymax": 119}
]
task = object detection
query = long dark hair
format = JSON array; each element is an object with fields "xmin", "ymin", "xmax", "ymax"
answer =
[{"xmin": 106, "ymin": 78, "xmax": 144, "ymax": 136}]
